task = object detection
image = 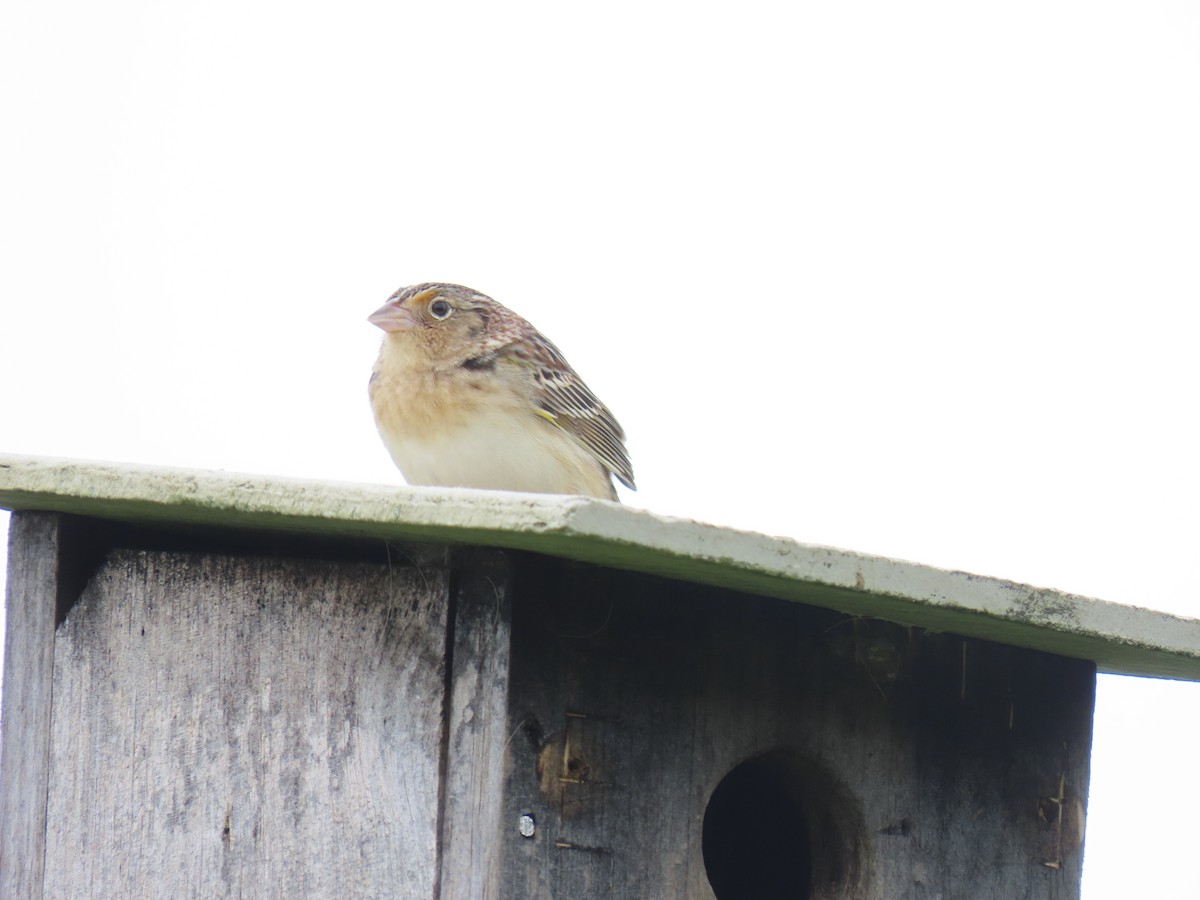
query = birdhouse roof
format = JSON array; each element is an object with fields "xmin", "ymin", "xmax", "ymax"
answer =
[{"xmin": 2, "ymin": 453, "xmax": 1198, "ymax": 681}]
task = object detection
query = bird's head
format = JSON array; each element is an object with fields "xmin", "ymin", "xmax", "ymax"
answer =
[{"xmin": 369, "ymin": 283, "xmax": 507, "ymax": 368}]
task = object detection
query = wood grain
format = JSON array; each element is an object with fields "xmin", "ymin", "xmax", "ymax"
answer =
[
  {"xmin": 0, "ymin": 513, "xmax": 62, "ymax": 898},
  {"xmin": 41, "ymin": 545, "xmax": 449, "ymax": 898},
  {"xmin": 438, "ymin": 549, "xmax": 515, "ymax": 900}
]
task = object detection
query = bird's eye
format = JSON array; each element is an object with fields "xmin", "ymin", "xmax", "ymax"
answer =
[{"xmin": 429, "ymin": 299, "xmax": 452, "ymax": 320}]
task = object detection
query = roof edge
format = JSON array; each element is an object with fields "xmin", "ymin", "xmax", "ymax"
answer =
[{"xmin": 2, "ymin": 453, "xmax": 1198, "ymax": 681}]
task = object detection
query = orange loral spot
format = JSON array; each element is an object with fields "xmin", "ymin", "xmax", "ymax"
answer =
[{"xmin": 411, "ymin": 288, "xmax": 440, "ymax": 308}]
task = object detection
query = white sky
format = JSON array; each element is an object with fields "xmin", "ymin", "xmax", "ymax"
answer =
[{"xmin": 2, "ymin": 1, "xmax": 1198, "ymax": 895}]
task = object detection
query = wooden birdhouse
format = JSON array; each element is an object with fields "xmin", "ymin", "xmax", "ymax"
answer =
[{"xmin": 2, "ymin": 455, "xmax": 1198, "ymax": 898}]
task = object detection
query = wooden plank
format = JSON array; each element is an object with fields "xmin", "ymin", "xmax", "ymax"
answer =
[
  {"xmin": 0, "ymin": 513, "xmax": 62, "ymax": 899},
  {"xmin": 41, "ymin": 545, "xmax": 450, "ymax": 897},
  {"xmin": 438, "ymin": 549, "xmax": 515, "ymax": 900},
  {"xmin": 498, "ymin": 559, "xmax": 1095, "ymax": 899}
]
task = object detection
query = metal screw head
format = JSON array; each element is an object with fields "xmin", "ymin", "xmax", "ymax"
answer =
[{"xmin": 518, "ymin": 813, "xmax": 536, "ymax": 838}]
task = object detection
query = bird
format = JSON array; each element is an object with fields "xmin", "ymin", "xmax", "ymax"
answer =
[{"xmin": 368, "ymin": 282, "xmax": 635, "ymax": 501}]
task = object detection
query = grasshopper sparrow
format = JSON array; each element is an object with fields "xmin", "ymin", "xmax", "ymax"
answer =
[{"xmin": 369, "ymin": 283, "xmax": 635, "ymax": 501}]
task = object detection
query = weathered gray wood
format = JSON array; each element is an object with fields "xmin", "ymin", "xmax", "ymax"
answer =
[
  {"xmin": 438, "ymin": 549, "xmax": 515, "ymax": 900},
  {"xmin": 0, "ymin": 513, "xmax": 62, "ymax": 898},
  {"xmin": 0, "ymin": 502, "xmax": 1101, "ymax": 899},
  {"xmin": 41, "ymin": 545, "xmax": 450, "ymax": 898},
  {"xmin": 498, "ymin": 560, "xmax": 1095, "ymax": 900}
]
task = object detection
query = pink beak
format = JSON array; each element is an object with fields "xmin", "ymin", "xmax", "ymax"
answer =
[{"xmin": 368, "ymin": 301, "xmax": 417, "ymax": 333}]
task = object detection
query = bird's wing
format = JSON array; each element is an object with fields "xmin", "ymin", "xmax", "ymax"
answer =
[{"xmin": 507, "ymin": 334, "xmax": 636, "ymax": 491}]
